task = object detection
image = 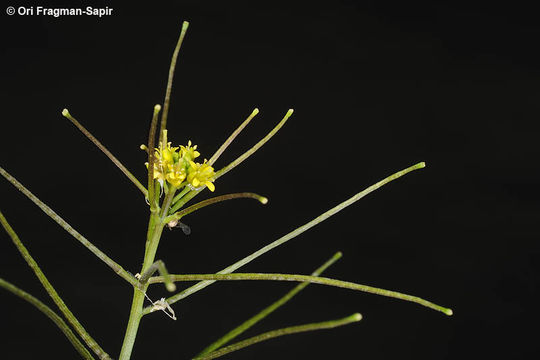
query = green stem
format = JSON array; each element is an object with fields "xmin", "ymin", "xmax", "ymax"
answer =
[
  {"xmin": 197, "ymin": 252, "xmax": 342, "ymax": 356},
  {"xmin": 167, "ymin": 188, "xmax": 197, "ymax": 214},
  {"xmin": 170, "ymin": 185, "xmax": 191, "ymax": 207},
  {"xmin": 159, "ymin": 21, "xmax": 189, "ymax": 143},
  {"xmin": 143, "ymin": 162, "xmax": 426, "ymax": 314},
  {"xmin": 147, "ymin": 105, "xmax": 162, "ymax": 212},
  {"xmin": 118, "ymin": 214, "xmax": 166, "ymax": 360},
  {"xmin": 61, "ymin": 109, "xmax": 147, "ymax": 197},
  {"xmin": 154, "ymin": 179, "xmax": 161, "ymax": 204},
  {"xmin": 0, "ymin": 210, "xmax": 111, "ymax": 359},
  {"xmin": 207, "ymin": 108, "xmax": 259, "ymax": 166},
  {"xmin": 213, "ymin": 109, "xmax": 294, "ymax": 179},
  {"xmin": 167, "ymin": 192, "xmax": 268, "ymax": 221},
  {"xmin": 0, "ymin": 277, "xmax": 95, "ymax": 360},
  {"xmin": 0, "ymin": 166, "xmax": 139, "ymax": 288},
  {"xmin": 148, "ymin": 272, "xmax": 452, "ymax": 315},
  {"xmin": 194, "ymin": 313, "xmax": 362, "ymax": 360},
  {"xmin": 160, "ymin": 186, "xmax": 177, "ymax": 219},
  {"xmin": 139, "ymin": 259, "xmax": 176, "ymax": 292}
]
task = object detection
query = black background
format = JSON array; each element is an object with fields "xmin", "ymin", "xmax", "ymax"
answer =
[{"xmin": 1, "ymin": 1, "xmax": 539, "ymax": 359}]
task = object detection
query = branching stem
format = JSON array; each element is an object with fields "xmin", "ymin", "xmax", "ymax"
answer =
[
  {"xmin": 119, "ymin": 213, "xmax": 166, "ymax": 360},
  {"xmin": 149, "ymin": 272, "xmax": 452, "ymax": 315},
  {"xmin": 138, "ymin": 259, "xmax": 176, "ymax": 292},
  {"xmin": 143, "ymin": 162, "xmax": 426, "ymax": 313}
]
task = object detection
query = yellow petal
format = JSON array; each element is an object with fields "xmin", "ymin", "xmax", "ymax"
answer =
[
  {"xmin": 205, "ymin": 181, "xmax": 215, "ymax": 192},
  {"xmin": 163, "ymin": 149, "xmax": 173, "ymax": 162}
]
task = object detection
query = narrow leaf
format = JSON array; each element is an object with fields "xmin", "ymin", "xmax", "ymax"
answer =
[
  {"xmin": 208, "ymin": 108, "xmax": 259, "ymax": 166},
  {"xmin": 149, "ymin": 272, "xmax": 452, "ymax": 315},
  {"xmin": 0, "ymin": 277, "xmax": 95, "ymax": 360},
  {"xmin": 0, "ymin": 210, "xmax": 112, "ymax": 359},
  {"xmin": 0, "ymin": 167, "xmax": 139, "ymax": 288},
  {"xmin": 194, "ymin": 313, "xmax": 362, "ymax": 359},
  {"xmin": 61, "ymin": 109, "xmax": 147, "ymax": 197},
  {"xmin": 197, "ymin": 252, "xmax": 342, "ymax": 356},
  {"xmin": 159, "ymin": 21, "xmax": 190, "ymax": 142}
]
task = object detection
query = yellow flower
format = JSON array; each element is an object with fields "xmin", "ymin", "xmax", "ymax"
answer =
[
  {"xmin": 187, "ymin": 160, "xmax": 216, "ymax": 192},
  {"xmin": 165, "ymin": 162, "xmax": 187, "ymax": 187},
  {"xmin": 145, "ymin": 142, "xmax": 177, "ymax": 181},
  {"xmin": 143, "ymin": 139, "xmax": 215, "ymax": 192},
  {"xmin": 179, "ymin": 140, "xmax": 200, "ymax": 162}
]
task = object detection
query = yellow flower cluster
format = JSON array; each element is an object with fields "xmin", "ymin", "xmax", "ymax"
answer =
[{"xmin": 145, "ymin": 135, "xmax": 216, "ymax": 192}]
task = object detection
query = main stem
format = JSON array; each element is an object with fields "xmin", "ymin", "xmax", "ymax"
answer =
[{"xmin": 119, "ymin": 212, "xmax": 165, "ymax": 360}]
